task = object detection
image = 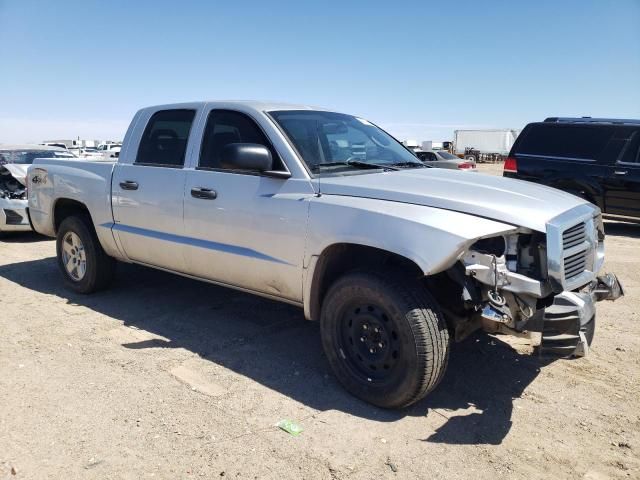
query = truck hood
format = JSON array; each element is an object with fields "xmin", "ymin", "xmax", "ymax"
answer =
[{"xmin": 317, "ymin": 168, "xmax": 591, "ymax": 232}]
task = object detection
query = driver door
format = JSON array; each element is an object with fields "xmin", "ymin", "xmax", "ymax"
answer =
[{"xmin": 182, "ymin": 108, "xmax": 311, "ymax": 301}]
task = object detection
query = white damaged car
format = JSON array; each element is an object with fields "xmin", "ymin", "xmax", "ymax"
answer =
[{"xmin": 0, "ymin": 145, "xmax": 76, "ymax": 236}]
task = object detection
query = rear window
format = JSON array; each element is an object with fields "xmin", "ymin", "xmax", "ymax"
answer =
[
  {"xmin": 437, "ymin": 151, "xmax": 459, "ymax": 160},
  {"xmin": 516, "ymin": 124, "xmax": 614, "ymax": 160},
  {"xmin": 136, "ymin": 109, "xmax": 195, "ymax": 167},
  {"xmin": 0, "ymin": 149, "xmax": 76, "ymax": 164}
]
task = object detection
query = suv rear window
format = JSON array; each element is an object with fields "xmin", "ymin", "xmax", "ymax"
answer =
[{"xmin": 516, "ymin": 124, "xmax": 614, "ymax": 160}]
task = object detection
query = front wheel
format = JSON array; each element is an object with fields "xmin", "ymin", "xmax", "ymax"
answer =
[
  {"xmin": 320, "ymin": 270, "xmax": 450, "ymax": 409},
  {"xmin": 56, "ymin": 215, "xmax": 115, "ymax": 293}
]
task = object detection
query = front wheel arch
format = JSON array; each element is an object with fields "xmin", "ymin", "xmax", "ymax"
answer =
[
  {"xmin": 307, "ymin": 243, "xmax": 425, "ymax": 322},
  {"xmin": 548, "ymin": 180, "xmax": 602, "ymax": 208}
]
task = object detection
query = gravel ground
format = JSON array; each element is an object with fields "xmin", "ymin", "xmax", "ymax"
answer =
[{"xmin": 1, "ymin": 164, "xmax": 639, "ymax": 479}]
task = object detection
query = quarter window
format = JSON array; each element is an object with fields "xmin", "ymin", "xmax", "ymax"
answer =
[
  {"xmin": 136, "ymin": 109, "xmax": 195, "ymax": 167},
  {"xmin": 199, "ymin": 110, "xmax": 282, "ymax": 171}
]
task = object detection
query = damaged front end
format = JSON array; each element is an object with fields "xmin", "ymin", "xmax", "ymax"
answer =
[
  {"xmin": 0, "ymin": 164, "xmax": 31, "ymax": 232},
  {"xmin": 440, "ymin": 204, "xmax": 623, "ymax": 357}
]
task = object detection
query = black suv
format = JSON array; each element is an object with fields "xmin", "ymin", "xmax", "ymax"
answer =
[{"xmin": 504, "ymin": 117, "xmax": 640, "ymax": 219}]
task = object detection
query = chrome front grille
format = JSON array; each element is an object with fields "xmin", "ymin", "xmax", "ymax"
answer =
[
  {"xmin": 562, "ymin": 223, "xmax": 586, "ymax": 249},
  {"xmin": 546, "ymin": 205, "xmax": 603, "ymax": 292},
  {"xmin": 563, "ymin": 250, "xmax": 587, "ymax": 279},
  {"xmin": 562, "ymin": 222, "xmax": 588, "ymax": 280}
]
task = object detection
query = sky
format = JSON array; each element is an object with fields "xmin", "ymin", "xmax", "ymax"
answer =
[{"xmin": 0, "ymin": 0, "xmax": 639, "ymax": 143}]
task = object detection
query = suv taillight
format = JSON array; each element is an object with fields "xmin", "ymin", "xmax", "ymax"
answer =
[{"xmin": 504, "ymin": 156, "xmax": 518, "ymax": 173}]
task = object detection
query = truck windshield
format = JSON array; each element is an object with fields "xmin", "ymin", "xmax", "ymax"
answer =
[{"xmin": 269, "ymin": 110, "xmax": 423, "ymax": 175}]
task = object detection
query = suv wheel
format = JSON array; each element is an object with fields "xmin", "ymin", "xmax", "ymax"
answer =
[{"xmin": 320, "ymin": 270, "xmax": 450, "ymax": 408}]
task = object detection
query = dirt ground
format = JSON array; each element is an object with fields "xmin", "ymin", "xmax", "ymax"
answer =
[{"xmin": 1, "ymin": 164, "xmax": 639, "ymax": 479}]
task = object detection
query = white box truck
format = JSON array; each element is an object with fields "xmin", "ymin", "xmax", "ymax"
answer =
[{"xmin": 453, "ymin": 129, "xmax": 520, "ymax": 162}]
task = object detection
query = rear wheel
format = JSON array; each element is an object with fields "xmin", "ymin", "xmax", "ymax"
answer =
[
  {"xmin": 56, "ymin": 215, "xmax": 115, "ymax": 293},
  {"xmin": 320, "ymin": 270, "xmax": 450, "ymax": 409}
]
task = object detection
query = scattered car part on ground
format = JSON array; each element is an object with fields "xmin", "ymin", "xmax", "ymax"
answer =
[
  {"xmin": 27, "ymin": 101, "xmax": 623, "ymax": 408},
  {"xmin": 504, "ymin": 117, "xmax": 640, "ymax": 221}
]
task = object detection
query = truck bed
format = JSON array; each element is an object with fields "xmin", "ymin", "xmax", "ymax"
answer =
[{"xmin": 28, "ymin": 158, "xmax": 120, "ymax": 257}]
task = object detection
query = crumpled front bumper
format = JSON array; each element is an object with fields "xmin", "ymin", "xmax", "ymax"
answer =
[
  {"xmin": 0, "ymin": 198, "xmax": 31, "ymax": 232},
  {"xmin": 540, "ymin": 273, "xmax": 624, "ymax": 357}
]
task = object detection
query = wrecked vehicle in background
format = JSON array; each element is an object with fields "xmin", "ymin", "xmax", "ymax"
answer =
[
  {"xmin": 0, "ymin": 145, "xmax": 76, "ymax": 235},
  {"xmin": 27, "ymin": 102, "xmax": 624, "ymax": 409}
]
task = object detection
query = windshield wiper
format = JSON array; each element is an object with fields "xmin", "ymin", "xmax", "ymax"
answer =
[
  {"xmin": 388, "ymin": 161, "xmax": 427, "ymax": 169},
  {"xmin": 311, "ymin": 160, "xmax": 398, "ymax": 172}
]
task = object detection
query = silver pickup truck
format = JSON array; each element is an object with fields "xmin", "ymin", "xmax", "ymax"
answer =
[{"xmin": 27, "ymin": 101, "xmax": 623, "ymax": 408}]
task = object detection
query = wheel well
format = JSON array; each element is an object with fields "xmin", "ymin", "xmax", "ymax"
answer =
[
  {"xmin": 551, "ymin": 180, "xmax": 599, "ymax": 206},
  {"xmin": 308, "ymin": 244, "xmax": 424, "ymax": 321},
  {"xmin": 53, "ymin": 199, "xmax": 91, "ymax": 234}
]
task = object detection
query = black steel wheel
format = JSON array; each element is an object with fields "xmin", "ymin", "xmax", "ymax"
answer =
[
  {"xmin": 320, "ymin": 270, "xmax": 450, "ymax": 409},
  {"xmin": 338, "ymin": 302, "xmax": 401, "ymax": 384}
]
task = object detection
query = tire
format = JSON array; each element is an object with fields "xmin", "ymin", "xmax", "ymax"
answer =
[
  {"xmin": 320, "ymin": 270, "xmax": 450, "ymax": 409},
  {"xmin": 581, "ymin": 315, "xmax": 595, "ymax": 346},
  {"xmin": 464, "ymin": 155, "xmax": 476, "ymax": 163},
  {"xmin": 56, "ymin": 215, "xmax": 115, "ymax": 293}
]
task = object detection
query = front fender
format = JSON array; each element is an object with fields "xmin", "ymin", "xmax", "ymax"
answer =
[{"xmin": 305, "ymin": 195, "xmax": 518, "ymax": 274}]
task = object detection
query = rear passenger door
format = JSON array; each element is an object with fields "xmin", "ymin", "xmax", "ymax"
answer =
[
  {"xmin": 111, "ymin": 108, "xmax": 197, "ymax": 272},
  {"xmin": 604, "ymin": 128, "xmax": 640, "ymax": 217}
]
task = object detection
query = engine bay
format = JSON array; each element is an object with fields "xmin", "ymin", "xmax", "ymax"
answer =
[{"xmin": 0, "ymin": 165, "xmax": 27, "ymax": 200}]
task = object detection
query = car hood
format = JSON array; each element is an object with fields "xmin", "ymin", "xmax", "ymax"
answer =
[
  {"xmin": 317, "ymin": 168, "xmax": 591, "ymax": 232},
  {"xmin": 2, "ymin": 164, "xmax": 28, "ymax": 186}
]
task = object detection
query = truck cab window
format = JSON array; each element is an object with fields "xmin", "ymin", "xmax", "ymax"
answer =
[
  {"xmin": 199, "ymin": 110, "xmax": 283, "ymax": 171},
  {"xmin": 136, "ymin": 109, "xmax": 195, "ymax": 167}
]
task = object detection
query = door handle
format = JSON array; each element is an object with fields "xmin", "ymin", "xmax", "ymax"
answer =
[
  {"xmin": 119, "ymin": 180, "xmax": 139, "ymax": 190},
  {"xmin": 191, "ymin": 187, "xmax": 217, "ymax": 200},
  {"xmin": 614, "ymin": 170, "xmax": 628, "ymax": 175}
]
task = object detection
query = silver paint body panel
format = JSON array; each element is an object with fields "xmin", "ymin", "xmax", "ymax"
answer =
[{"xmin": 28, "ymin": 101, "xmax": 603, "ymax": 316}]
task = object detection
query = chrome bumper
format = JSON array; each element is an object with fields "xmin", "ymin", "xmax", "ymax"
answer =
[{"xmin": 540, "ymin": 273, "xmax": 624, "ymax": 357}]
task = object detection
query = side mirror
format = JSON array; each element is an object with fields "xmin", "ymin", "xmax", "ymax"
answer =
[{"xmin": 221, "ymin": 143, "xmax": 273, "ymax": 172}]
